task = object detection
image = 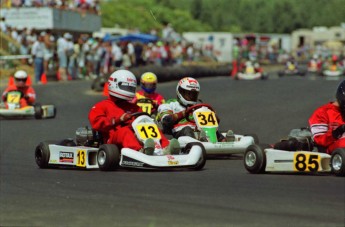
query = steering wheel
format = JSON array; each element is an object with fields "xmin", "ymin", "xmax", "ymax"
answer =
[
  {"xmin": 185, "ymin": 103, "xmax": 215, "ymax": 123},
  {"xmin": 130, "ymin": 112, "xmax": 151, "ymax": 118},
  {"xmin": 136, "ymin": 98, "xmax": 154, "ymax": 104}
]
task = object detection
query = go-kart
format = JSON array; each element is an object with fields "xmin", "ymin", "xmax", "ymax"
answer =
[
  {"xmin": 243, "ymin": 128, "xmax": 345, "ymax": 177},
  {"xmin": 0, "ymin": 90, "xmax": 56, "ymax": 119},
  {"xmin": 177, "ymin": 103, "xmax": 258, "ymax": 156},
  {"xmin": 35, "ymin": 112, "xmax": 206, "ymax": 171},
  {"xmin": 307, "ymin": 59, "xmax": 322, "ymax": 74},
  {"xmin": 321, "ymin": 64, "xmax": 344, "ymax": 77},
  {"xmin": 235, "ymin": 66, "xmax": 268, "ymax": 80},
  {"xmin": 278, "ymin": 61, "xmax": 306, "ymax": 77}
]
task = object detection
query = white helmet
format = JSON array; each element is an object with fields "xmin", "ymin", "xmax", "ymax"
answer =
[
  {"xmin": 108, "ymin": 70, "xmax": 137, "ymax": 101},
  {"xmin": 14, "ymin": 70, "xmax": 28, "ymax": 80},
  {"xmin": 176, "ymin": 77, "xmax": 200, "ymax": 106}
]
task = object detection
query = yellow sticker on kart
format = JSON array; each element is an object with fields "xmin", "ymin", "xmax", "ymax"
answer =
[
  {"xmin": 7, "ymin": 92, "xmax": 21, "ymax": 104},
  {"xmin": 137, "ymin": 103, "xmax": 152, "ymax": 115},
  {"xmin": 136, "ymin": 124, "xmax": 161, "ymax": 139},
  {"xmin": 76, "ymin": 150, "xmax": 86, "ymax": 167},
  {"xmin": 293, "ymin": 152, "xmax": 321, "ymax": 172},
  {"xmin": 195, "ymin": 111, "xmax": 218, "ymax": 127},
  {"xmin": 246, "ymin": 67, "xmax": 254, "ymax": 74}
]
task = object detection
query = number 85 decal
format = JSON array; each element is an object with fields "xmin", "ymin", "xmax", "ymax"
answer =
[{"xmin": 293, "ymin": 153, "xmax": 320, "ymax": 172}]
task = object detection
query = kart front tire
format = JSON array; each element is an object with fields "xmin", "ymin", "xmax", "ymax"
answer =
[
  {"xmin": 331, "ymin": 148, "xmax": 345, "ymax": 177},
  {"xmin": 185, "ymin": 142, "xmax": 206, "ymax": 170},
  {"xmin": 35, "ymin": 141, "xmax": 51, "ymax": 168},
  {"xmin": 244, "ymin": 144, "xmax": 270, "ymax": 174},
  {"xmin": 34, "ymin": 103, "xmax": 43, "ymax": 119},
  {"xmin": 97, "ymin": 144, "xmax": 120, "ymax": 171}
]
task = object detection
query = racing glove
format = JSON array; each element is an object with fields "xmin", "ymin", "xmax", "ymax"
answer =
[
  {"xmin": 332, "ymin": 124, "xmax": 345, "ymax": 139},
  {"xmin": 120, "ymin": 113, "xmax": 132, "ymax": 123},
  {"xmin": 172, "ymin": 110, "xmax": 186, "ymax": 122},
  {"xmin": 162, "ymin": 115, "xmax": 174, "ymax": 134}
]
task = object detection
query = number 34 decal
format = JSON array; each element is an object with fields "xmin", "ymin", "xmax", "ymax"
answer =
[{"xmin": 293, "ymin": 153, "xmax": 321, "ymax": 172}]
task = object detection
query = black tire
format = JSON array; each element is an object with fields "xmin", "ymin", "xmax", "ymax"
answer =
[
  {"xmin": 35, "ymin": 141, "xmax": 51, "ymax": 168},
  {"xmin": 34, "ymin": 103, "xmax": 43, "ymax": 119},
  {"xmin": 97, "ymin": 144, "xmax": 120, "ymax": 171},
  {"xmin": 185, "ymin": 142, "xmax": 206, "ymax": 170},
  {"xmin": 244, "ymin": 144, "xmax": 270, "ymax": 174},
  {"xmin": 278, "ymin": 71, "xmax": 284, "ymax": 77},
  {"xmin": 331, "ymin": 148, "xmax": 345, "ymax": 177},
  {"xmin": 244, "ymin": 133, "xmax": 259, "ymax": 144},
  {"xmin": 91, "ymin": 76, "xmax": 107, "ymax": 92}
]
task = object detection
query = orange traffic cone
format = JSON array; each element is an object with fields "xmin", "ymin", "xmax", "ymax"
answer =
[
  {"xmin": 231, "ymin": 60, "xmax": 238, "ymax": 77},
  {"xmin": 103, "ymin": 82, "xmax": 109, "ymax": 97},
  {"xmin": 26, "ymin": 76, "xmax": 32, "ymax": 86},
  {"xmin": 56, "ymin": 71, "xmax": 61, "ymax": 81},
  {"xmin": 41, "ymin": 73, "xmax": 47, "ymax": 84},
  {"xmin": 8, "ymin": 76, "xmax": 15, "ymax": 86}
]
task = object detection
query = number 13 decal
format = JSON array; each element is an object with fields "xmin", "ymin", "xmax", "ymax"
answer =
[
  {"xmin": 77, "ymin": 150, "xmax": 86, "ymax": 167},
  {"xmin": 136, "ymin": 124, "xmax": 161, "ymax": 139}
]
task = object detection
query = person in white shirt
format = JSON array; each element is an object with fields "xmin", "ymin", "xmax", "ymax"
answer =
[
  {"xmin": 31, "ymin": 32, "xmax": 46, "ymax": 83},
  {"xmin": 57, "ymin": 33, "xmax": 69, "ymax": 81}
]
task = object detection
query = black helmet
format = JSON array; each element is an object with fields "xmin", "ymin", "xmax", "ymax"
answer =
[{"xmin": 336, "ymin": 80, "xmax": 345, "ymax": 119}]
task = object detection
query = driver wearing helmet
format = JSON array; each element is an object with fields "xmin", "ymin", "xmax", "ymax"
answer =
[
  {"xmin": 1, "ymin": 70, "xmax": 36, "ymax": 107},
  {"xmin": 88, "ymin": 69, "xmax": 179, "ymax": 155},
  {"xmin": 309, "ymin": 80, "xmax": 345, "ymax": 154},
  {"xmin": 157, "ymin": 77, "xmax": 228, "ymax": 141},
  {"xmin": 131, "ymin": 72, "xmax": 165, "ymax": 114}
]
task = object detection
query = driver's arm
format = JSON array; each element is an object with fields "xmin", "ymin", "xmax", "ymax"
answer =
[{"xmin": 309, "ymin": 108, "xmax": 335, "ymax": 148}]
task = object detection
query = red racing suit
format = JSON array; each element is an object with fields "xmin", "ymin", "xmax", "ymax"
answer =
[
  {"xmin": 1, "ymin": 85, "xmax": 36, "ymax": 107},
  {"xmin": 309, "ymin": 102, "xmax": 345, "ymax": 154},
  {"xmin": 88, "ymin": 97, "xmax": 169, "ymax": 151}
]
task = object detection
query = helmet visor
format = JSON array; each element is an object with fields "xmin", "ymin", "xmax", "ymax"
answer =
[
  {"xmin": 179, "ymin": 87, "xmax": 199, "ymax": 102},
  {"xmin": 119, "ymin": 82, "xmax": 136, "ymax": 93}
]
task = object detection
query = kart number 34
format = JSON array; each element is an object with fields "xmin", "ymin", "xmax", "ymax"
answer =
[
  {"xmin": 136, "ymin": 124, "xmax": 161, "ymax": 139},
  {"xmin": 293, "ymin": 152, "xmax": 321, "ymax": 172},
  {"xmin": 196, "ymin": 112, "xmax": 218, "ymax": 127}
]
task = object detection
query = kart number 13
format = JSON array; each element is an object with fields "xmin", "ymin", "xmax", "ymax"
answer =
[
  {"xmin": 137, "ymin": 124, "xmax": 161, "ymax": 139},
  {"xmin": 77, "ymin": 150, "xmax": 86, "ymax": 167},
  {"xmin": 293, "ymin": 153, "xmax": 320, "ymax": 172}
]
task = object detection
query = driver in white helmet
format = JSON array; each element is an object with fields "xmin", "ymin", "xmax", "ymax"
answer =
[
  {"xmin": 88, "ymin": 69, "xmax": 179, "ymax": 155},
  {"xmin": 1, "ymin": 70, "xmax": 36, "ymax": 107},
  {"xmin": 157, "ymin": 77, "xmax": 228, "ymax": 141}
]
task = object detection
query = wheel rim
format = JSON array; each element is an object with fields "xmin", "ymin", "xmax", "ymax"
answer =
[
  {"xmin": 98, "ymin": 150, "xmax": 106, "ymax": 165},
  {"xmin": 245, "ymin": 151, "xmax": 256, "ymax": 167},
  {"xmin": 332, "ymin": 154, "xmax": 342, "ymax": 171}
]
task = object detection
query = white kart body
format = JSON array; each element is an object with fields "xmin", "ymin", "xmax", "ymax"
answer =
[
  {"xmin": 264, "ymin": 149, "xmax": 331, "ymax": 173},
  {"xmin": 43, "ymin": 143, "xmax": 203, "ymax": 169},
  {"xmin": 0, "ymin": 104, "xmax": 55, "ymax": 118},
  {"xmin": 178, "ymin": 106, "xmax": 256, "ymax": 155},
  {"xmin": 237, "ymin": 72, "xmax": 262, "ymax": 80},
  {"xmin": 179, "ymin": 135, "xmax": 255, "ymax": 155},
  {"xmin": 323, "ymin": 69, "xmax": 342, "ymax": 77}
]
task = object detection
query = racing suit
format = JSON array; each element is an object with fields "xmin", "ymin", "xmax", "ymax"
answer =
[
  {"xmin": 89, "ymin": 97, "xmax": 169, "ymax": 151},
  {"xmin": 157, "ymin": 99, "xmax": 195, "ymax": 136},
  {"xmin": 1, "ymin": 85, "xmax": 36, "ymax": 107},
  {"xmin": 132, "ymin": 90, "xmax": 165, "ymax": 114},
  {"xmin": 309, "ymin": 102, "xmax": 345, "ymax": 154}
]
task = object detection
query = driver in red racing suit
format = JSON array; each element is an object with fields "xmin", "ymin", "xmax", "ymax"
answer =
[
  {"xmin": 88, "ymin": 69, "xmax": 179, "ymax": 155},
  {"xmin": 1, "ymin": 70, "xmax": 36, "ymax": 107},
  {"xmin": 309, "ymin": 80, "xmax": 345, "ymax": 154}
]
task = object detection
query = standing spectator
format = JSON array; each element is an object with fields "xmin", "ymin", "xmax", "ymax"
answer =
[
  {"xmin": 171, "ymin": 41, "xmax": 183, "ymax": 65},
  {"xmin": 66, "ymin": 34, "xmax": 76, "ymax": 80},
  {"xmin": 0, "ymin": 17, "xmax": 8, "ymax": 34},
  {"xmin": 134, "ymin": 42, "xmax": 144, "ymax": 66},
  {"xmin": 57, "ymin": 33, "xmax": 69, "ymax": 81},
  {"xmin": 94, "ymin": 37, "xmax": 104, "ymax": 76},
  {"xmin": 31, "ymin": 32, "xmax": 46, "ymax": 83}
]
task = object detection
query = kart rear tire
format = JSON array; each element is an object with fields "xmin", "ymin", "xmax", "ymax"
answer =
[
  {"xmin": 185, "ymin": 142, "xmax": 206, "ymax": 170},
  {"xmin": 34, "ymin": 103, "xmax": 43, "ymax": 119},
  {"xmin": 244, "ymin": 144, "xmax": 270, "ymax": 174},
  {"xmin": 35, "ymin": 141, "xmax": 51, "ymax": 168},
  {"xmin": 331, "ymin": 148, "xmax": 345, "ymax": 177},
  {"xmin": 97, "ymin": 144, "xmax": 120, "ymax": 171}
]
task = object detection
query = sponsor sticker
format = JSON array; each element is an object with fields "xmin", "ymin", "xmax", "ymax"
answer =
[{"xmin": 59, "ymin": 152, "xmax": 74, "ymax": 163}]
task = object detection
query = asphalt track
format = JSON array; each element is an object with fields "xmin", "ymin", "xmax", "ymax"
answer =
[{"xmin": 0, "ymin": 75, "xmax": 344, "ymax": 227}]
